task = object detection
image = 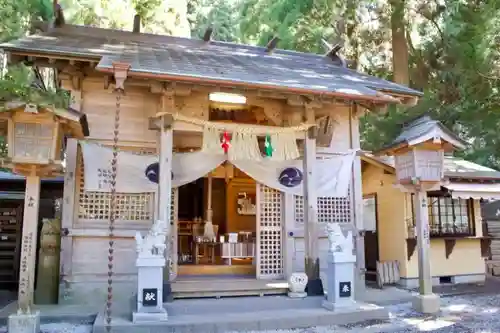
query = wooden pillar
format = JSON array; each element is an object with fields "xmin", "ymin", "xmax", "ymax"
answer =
[
  {"xmin": 158, "ymin": 104, "xmax": 174, "ymax": 301},
  {"xmin": 59, "ymin": 138, "xmax": 78, "ymax": 299},
  {"xmin": 18, "ymin": 175, "xmax": 41, "ymax": 312},
  {"xmin": 303, "ymin": 104, "xmax": 322, "ymax": 294},
  {"xmin": 349, "ymin": 105, "xmax": 366, "ymax": 299}
]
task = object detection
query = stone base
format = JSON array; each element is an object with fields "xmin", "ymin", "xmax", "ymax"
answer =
[
  {"xmin": 322, "ymin": 300, "xmax": 356, "ymax": 311},
  {"xmin": 163, "ymin": 282, "xmax": 173, "ymax": 303},
  {"xmin": 93, "ymin": 297, "xmax": 390, "ymax": 333},
  {"xmin": 8, "ymin": 311, "xmax": 40, "ymax": 333},
  {"xmin": 398, "ymin": 274, "xmax": 485, "ymax": 289},
  {"xmin": 412, "ymin": 294, "xmax": 440, "ymax": 314},
  {"xmin": 288, "ymin": 291, "xmax": 307, "ymax": 298},
  {"xmin": 132, "ymin": 308, "xmax": 168, "ymax": 323}
]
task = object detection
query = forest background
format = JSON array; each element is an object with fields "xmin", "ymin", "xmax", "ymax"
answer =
[{"xmin": 1, "ymin": 0, "xmax": 499, "ymax": 168}]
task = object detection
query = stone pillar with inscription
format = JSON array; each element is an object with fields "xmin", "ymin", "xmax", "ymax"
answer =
[
  {"xmin": 8, "ymin": 175, "xmax": 41, "ymax": 333},
  {"xmin": 322, "ymin": 223, "xmax": 357, "ymax": 311},
  {"xmin": 132, "ymin": 220, "xmax": 169, "ymax": 323}
]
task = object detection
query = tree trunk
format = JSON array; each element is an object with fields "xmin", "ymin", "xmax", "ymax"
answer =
[{"xmin": 390, "ymin": 0, "xmax": 410, "ymax": 86}]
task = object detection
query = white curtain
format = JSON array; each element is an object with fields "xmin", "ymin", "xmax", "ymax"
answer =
[
  {"xmin": 172, "ymin": 152, "xmax": 226, "ymax": 188},
  {"xmin": 80, "ymin": 142, "xmax": 225, "ymax": 192},
  {"xmin": 80, "ymin": 142, "xmax": 354, "ymax": 197},
  {"xmin": 230, "ymin": 154, "xmax": 354, "ymax": 197}
]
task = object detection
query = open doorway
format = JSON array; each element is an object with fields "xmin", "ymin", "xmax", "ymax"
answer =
[
  {"xmin": 176, "ymin": 164, "xmax": 257, "ymax": 278},
  {"xmin": 363, "ymin": 194, "xmax": 379, "ymax": 283}
]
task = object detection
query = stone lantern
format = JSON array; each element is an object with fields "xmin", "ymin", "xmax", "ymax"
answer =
[
  {"xmin": 0, "ymin": 101, "xmax": 88, "ymax": 176},
  {"xmin": 376, "ymin": 114, "xmax": 466, "ymax": 314},
  {"xmin": 0, "ymin": 100, "xmax": 88, "ymax": 331}
]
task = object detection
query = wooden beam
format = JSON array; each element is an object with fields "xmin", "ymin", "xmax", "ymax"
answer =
[
  {"xmin": 104, "ymin": 75, "xmax": 111, "ymax": 90},
  {"xmin": 203, "ymin": 27, "xmax": 213, "ymax": 42},
  {"xmin": 165, "ymin": 82, "xmax": 192, "ymax": 97},
  {"xmin": 150, "ymin": 82, "xmax": 164, "ymax": 94},
  {"xmin": 287, "ymin": 95, "xmax": 305, "ymax": 106},
  {"xmin": 266, "ymin": 36, "xmax": 280, "ymax": 53},
  {"xmin": 148, "ymin": 114, "xmax": 174, "ymax": 130},
  {"xmin": 316, "ymin": 115, "xmax": 335, "ymax": 147}
]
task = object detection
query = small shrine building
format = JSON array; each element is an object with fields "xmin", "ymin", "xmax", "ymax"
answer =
[{"xmin": 0, "ymin": 23, "xmax": 422, "ymax": 304}]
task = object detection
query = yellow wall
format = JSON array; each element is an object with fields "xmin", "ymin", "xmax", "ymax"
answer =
[
  {"xmin": 362, "ymin": 164, "xmax": 409, "ymax": 276},
  {"xmin": 362, "ymin": 162, "xmax": 485, "ymax": 279}
]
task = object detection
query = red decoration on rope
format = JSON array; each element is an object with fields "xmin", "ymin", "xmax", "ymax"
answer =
[{"xmin": 221, "ymin": 131, "xmax": 231, "ymax": 153}]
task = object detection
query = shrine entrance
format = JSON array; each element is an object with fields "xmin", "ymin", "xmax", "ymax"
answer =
[{"xmin": 172, "ymin": 164, "xmax": 284, "ymax": 281}]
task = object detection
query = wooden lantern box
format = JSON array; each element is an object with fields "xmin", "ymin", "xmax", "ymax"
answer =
[
  {"xmin": 394, "ymin": 147, "xmax": 445, "ymax": 185},
  {"xmin": 0, "ymin": 102, "xmax": 89, "ymax": 177}
]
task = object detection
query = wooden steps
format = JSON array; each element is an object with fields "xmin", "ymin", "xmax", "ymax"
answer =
[
  {"xmin": 171, "ymin": 278, "xmax": 289, "ymax": 298},
  {"xmin": 178, "ymin": 264, "xmax": 255, "ymax": 276}
]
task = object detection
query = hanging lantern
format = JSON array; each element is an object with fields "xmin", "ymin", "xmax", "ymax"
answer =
[
  {"xmin": 0, "ymin": 102, "xmax": 88, "ymax": 176},
  {"xmin": 279, "ymin": 167, "xmax": 303, "ymax": 187},
  {"xmin": 145, "ymin": 162, "xmax": 173, "ymax": 184}
]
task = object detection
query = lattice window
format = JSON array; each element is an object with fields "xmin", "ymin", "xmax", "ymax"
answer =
[
  {"xmin": 294, "ymin": 193, "xmax": 351, "ymax": 224},
  {"xmin": 257, "ymin": 185, "xmax": 284, "ymax": 279},
  {"xmin": 77, "ymin": 145, "xmax": 156, "ymax": 223}
]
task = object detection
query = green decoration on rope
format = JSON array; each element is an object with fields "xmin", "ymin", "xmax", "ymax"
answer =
[{"xmin": 264, "ymin": 134, "xmax": 273, "ymax": 157}]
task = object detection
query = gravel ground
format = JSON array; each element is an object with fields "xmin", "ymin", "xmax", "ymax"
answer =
[{"xmin": 1, "ymin": 293, "xmax": 500, "ymax": 332}]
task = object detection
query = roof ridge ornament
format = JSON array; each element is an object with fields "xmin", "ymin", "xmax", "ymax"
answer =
[
  {"xmin": 266, "ymin": 36, "xmax": 280, "ymax": 53},
  {"xmin": 203, "ymin": 26, "xmax": 213, "ymax": 42},
  {"xmin": 133, "ymin": 14, "xmax": 141, "ymax": 33},
  {"xmin": 321, "ymin": 39, "xmax": 346, "ymax": 67}
]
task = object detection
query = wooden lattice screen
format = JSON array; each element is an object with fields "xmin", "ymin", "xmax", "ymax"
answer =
[
  {"xmin": 256, "ymin": 184, "xmax": 284, "ymax": 279},
  {"xmin": 76, "ymin": 145, "xmax": 156, "ymax": 225},
  {"xmin": 294, "ymin": 193, "xmax": 351, "ymax": 225}
]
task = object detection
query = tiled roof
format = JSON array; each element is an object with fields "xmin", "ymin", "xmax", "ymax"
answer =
[
  {"xmin": 363, "ymin": 152, "xmax": 500, "ymax": 180},
  {"xmin": 382, "ymin": 115, "xmax": 467, "ymax": 151},
  {"xmin": 0, "ymin": 25, "xmax": 423, "ymax": 101}
]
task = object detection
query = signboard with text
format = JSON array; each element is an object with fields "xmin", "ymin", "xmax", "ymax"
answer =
[
  {"xmin": 142, "ymin": 288, "xmax": 158, "ymax": 307},
  {"xmin": 339, "ymin": 281, "xmax": 351, "ymax": 298}
]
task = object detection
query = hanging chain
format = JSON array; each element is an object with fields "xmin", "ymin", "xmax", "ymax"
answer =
[{"xmin": 105, "ymin": 88, "xmax": 122, "ymax": 333}]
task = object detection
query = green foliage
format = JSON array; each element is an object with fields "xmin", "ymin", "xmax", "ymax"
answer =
[
  {"xmin": 191, "ymin": 0, "xmax": 242, "ymax": 42},
  {"xmin": 132, "ymin": 0, "xmax": 162, "ymax": 22},
  {"xmin": 0, "ymin": 66, "xmax": 69, "ymax": 108},
  {"xmin": 239, "ymin": 0, "xmax": 335, "ymax": 52},
  {"xmin": 361, "ymin": 1, "xmax": 500, "ymax": 168},
  {"xmin": 2, "ymin": 0, "xmax": 500, "ymax": 169},
  {"xmin": 0, "ymin": 0, "xmax": 53, "ymax": 42}
]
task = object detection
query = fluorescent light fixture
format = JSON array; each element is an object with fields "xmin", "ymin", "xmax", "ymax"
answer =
[{"xmin": 209, "ymin": 92, "xmax": 247, "ymax": 104}]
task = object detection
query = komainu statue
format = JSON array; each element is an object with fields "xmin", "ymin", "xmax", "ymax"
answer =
[
  {"xmin": 135, "ymin": 220, "xmax": 167, "ymax": 258},
  {"xmin": 325, "ymin": 223, "xmax": 353, "ymax": 255}
]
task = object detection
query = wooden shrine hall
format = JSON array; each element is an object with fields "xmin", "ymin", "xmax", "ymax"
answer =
[{"xmin": 0, "ymin": 21, "xmax": 422, "ymax": 305}]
